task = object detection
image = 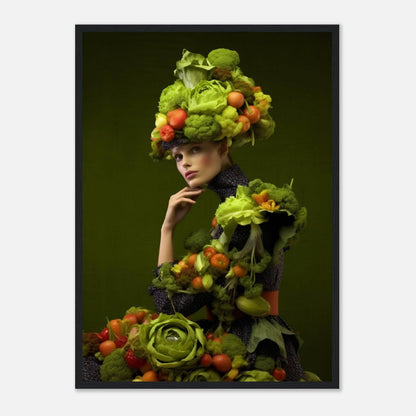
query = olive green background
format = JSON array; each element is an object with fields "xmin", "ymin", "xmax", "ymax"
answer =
[{"xmin": 81, "ymin": 29, "xmax": 334, "ymax": 381}]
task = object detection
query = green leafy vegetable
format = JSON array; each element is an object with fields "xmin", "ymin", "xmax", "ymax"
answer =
[
  {"xmin": 184, "ymin": 228, "xmax": 212, "ymax": 253},
  {"xmin": 158, "ymin": 79, "xmax": 190, "ymax": 114},
  {"xmin": 177, "ymin": 368, "xmax": 222, "ymax": 382},
  {"xmin": 236, "ymin": 370, "xmax": 277, "ymax": 382},
  {"xmin": 187, "ymin": 80, "xmax": 232, "ymax": 115},
  {"xmin": 139, "ymin": 313, "xmax": 206, "ymax": 370},
  {"xmin": 174, "ymin": 49, "xmax": 215, "ymax": 89}
]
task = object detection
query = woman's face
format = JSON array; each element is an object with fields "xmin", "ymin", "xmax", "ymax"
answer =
[{"xmin": 172, "ymin": 142, "xmax": 230, "ymax": 188}]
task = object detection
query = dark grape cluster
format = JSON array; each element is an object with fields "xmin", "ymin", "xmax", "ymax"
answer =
[{"xmin": 81, "ymin": 355, "xmax": 102, "ymax": 382}]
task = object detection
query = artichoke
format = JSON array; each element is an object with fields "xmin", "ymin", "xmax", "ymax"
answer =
[{"xmin": 139, "ymin": 313, "xmax": 206, "ymax": 370}]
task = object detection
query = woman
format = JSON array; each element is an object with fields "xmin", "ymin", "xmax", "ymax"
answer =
[{"xmin": 147, "ymin": 47, "xmax": 310, "ymax": 381}]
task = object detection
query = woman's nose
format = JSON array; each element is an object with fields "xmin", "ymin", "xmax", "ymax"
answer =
[{"xmin": 181, "ymin": 157, "xmax": 191, "ymax": 168}]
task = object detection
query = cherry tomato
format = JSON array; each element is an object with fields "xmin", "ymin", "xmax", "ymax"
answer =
[
  {"xmin": 160, "ymin": 124, "xmax": 175, "ymax": 142},
  {"xmin": 237, "ymin": 115, "xmax": 250, "ymax": 133},
  {"xmin": 251, "ymin": 86, "xmax": 262, "ymax": 93},
  {"xmin": 206, "ymin": 333, "xmax": 215, "ymax": 341},
  {"xmin": 136, "ymin": 310, "xmax": 146, "ymax": 323},
  {"xmin": 243, "ymin": 105, "xmax": 261, "ymax": 124},
  {"xmin": 187, "ymin": 253, "xmax": 197, "ymax": 267},
  {"xmin": 272, "ymin": 367, "xmax": 287, "ymax": 381},
  {"xmin": 151, "ymin": 313, "xmax": 159, "ymax": 320},
  {"xmin": 212, "ymin": 354, "xmax": 232, "ymax": 373},
  {"xmin": 227, "ymin": 91, "xmax": 245, "ymax": 108},
  {"xmin": 142, "ymin": 370, "xmax": 159, "ymax": 382},
  {"xmin": 123, "ymin": 313, "xmax": 138, "ymax": 325},
  {"xmin": 213, "ymin": 337, "xmax": 222, "ymax": 343},
  {"xmin": 204, "ymin": 247, "xmax": 217, "ymax": 259},
  {"xmin": 99, "ymin": 340, "xmax": 116, "ymax": 357},
  {"xmin": 211, "ymin": 217, "xmax": 218, "ymax": 228},
  {"xmin": 200, "ymin": 353, "xmax": 213, "ymax": 367},
  {"xmin": 167, "ymin": 108, "xmax": 188, "ymax": 130},
  {"xmin": 210, "ymin": 253, "xmax": 230, "ymax": 270},
  {"xmin": 97, "ymin": 327, "xmax": 109, "ymax": 342},
  {"xmin": 232, "ymin": 265, "xmax": 248, "ymax": 277},
  {"xmin": 108, "ymin": 319, "xmax": 122, "ymax": 338},
  {"xmin": 192, "ymin": 276, "xmax": 203, "ymax": 290}
]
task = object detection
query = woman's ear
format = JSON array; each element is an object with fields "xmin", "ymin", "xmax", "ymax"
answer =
[{"xmin": 218, "ymin": 140, "xmax": 229, "ymax": 156}]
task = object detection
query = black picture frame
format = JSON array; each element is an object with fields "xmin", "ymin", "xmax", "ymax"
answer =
[{"xmin": 76, "ymin": 24, "xmax": 339, "ymax": 389}]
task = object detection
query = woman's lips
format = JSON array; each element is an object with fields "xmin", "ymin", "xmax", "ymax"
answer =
[{"xmin": 185, "ymin": 171, "xmax": 197, "ymax": 179}]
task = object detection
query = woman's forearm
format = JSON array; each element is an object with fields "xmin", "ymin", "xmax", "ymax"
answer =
[{"xmin": 157, "ymin": 225, "xmax": 175, "ymax": 266}]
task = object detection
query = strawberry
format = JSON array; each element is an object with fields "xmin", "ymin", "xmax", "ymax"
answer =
[{"xmin": 124, "ymin": 350, "xmax": 146, "ymax": 369}]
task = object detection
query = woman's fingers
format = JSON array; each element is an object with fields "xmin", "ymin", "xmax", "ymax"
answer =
[{"xmin": 177, "ymin": 198, "xmax": 197, "ymax": 207}]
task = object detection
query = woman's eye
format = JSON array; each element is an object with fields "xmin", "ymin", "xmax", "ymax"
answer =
[
  {"xmin": 174, "ymin": 154, "xmax": 182, "ymax": 162},
  {"xmin": 191, "ymin": 146, "xmax": 202, "ymax": 153}
]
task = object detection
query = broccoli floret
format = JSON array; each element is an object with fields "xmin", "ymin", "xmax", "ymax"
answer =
[
  {"xmin": 100, "ymin": 349, "xmax": 136, "ymax": 382},
  {"xmin": 253, "ymin": 91, "xmax": 272, "ymax": 116},
  {"xmin": 214, "ymin": 106, "xmax": 243, "ymax": 138},
  {"xmin": 207, "ymin": 48, "xmax": 240, "ymax": 71},
  {"xmin": 184, "ymin": 114, "xmax": 222, "ymax": 142},
  {"xmin": 252, "ymin": 116, "xmax": 276, "ymax": 141},
  {"xmin": 244, "ymin": 283, "xmax": 263, "ymax": 299},
  {"xmin": 253, "ymin": 354, "xmax": 275, "ymax": 373},
  {"xmin": 158, "ymin": 79, "xmax": 189, "ymax": 114},
  {"xmin": 184, "ymin": 229, "xmax": 212, "ymax": 253},
  {"xmin": 221, "ymin": 334, "xmax": 248, "ymax": 359}
]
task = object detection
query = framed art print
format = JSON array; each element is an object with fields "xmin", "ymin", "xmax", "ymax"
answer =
[{"xmin": 76, "ymin": 24, "xmax": 339, "ymax": 388}]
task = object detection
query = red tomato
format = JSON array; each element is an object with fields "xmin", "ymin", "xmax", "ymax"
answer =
[
  {"xmin": 210, "ymin": 253, "xmax": 230, "ymax": 270},
  {"xmin": 97, "ymin": 327, "xmax": 109, "ymax": 342},
  {"xmin": 187, "ymin": 253, "xmax": 197, "ymax": 267},
  {"xmin": 123, "ymin": 313, "xmax": 138, "ymax": 325},
  {"xmin": 151, "ymin": 313, "xmax": 159, "ymax": 320},
  {"xmin": 232, "ymin": 265, "xmax": 248, "ymax": 278},
  {"xmin": 227, "ymin": 91, "xmax": 245, "ymax": 108},
  {"xmin": 167, "ymin": 108, "xmax": 188, "ymax": 130},
  {"xmin": 213, "ymin": 337, "xmax": 222, "ymax": 344},
  {"xmin": 160, "ymin": 124, "xmax": 175, "ymax": 142},
  {"xmin": 243, "ymin": 105, "xmax": 261, "ymax": 124},
  {"xmin": 204, "ymin": 247, "xmax": 217, "ymax": 259},
  {"xmin": 192, "ymin": 277, "xmax": 203, "ymax": 290},
  {"xmin": 136, "ymin": 310, "xmax": 146, "ymax": 323},
  {"xmin": 212, "ymin": 354, "xmax": 232, "ymax": 373},
  {"xmin": 211, "ymin": 217, "xmax": 217, "ymax": 228},
  {"xmin": 200, "ymin": 353, "xmax": 213, "ymax": 367},
  {"xmin": 251, "ymin": 86, "xmax": 262, "ymax": 93},
  {"xmin": 237, "ymin": 115, "xmax": 250, "ymax": 133},
  {"xmin": 114, "ymin": 335, "xmax": 128, "ymax": 348},
  {"xmin": 272, "ymin": 367, "xmax": 287, "ymax": 381},
  {"xmin": 99, "ymin": 340, "xmax": 116, "ymax": 357},
  {"xmin": 206, "ymin": 333, "xmax": 215, "ymax": 341}
]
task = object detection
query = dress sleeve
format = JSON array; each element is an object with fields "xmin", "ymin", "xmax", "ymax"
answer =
[{"xmin": 148, "ymin": 284, "xmax": 213, "ymax": 316}]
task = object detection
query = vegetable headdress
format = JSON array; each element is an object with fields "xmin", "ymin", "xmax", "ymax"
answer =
[{"xmin": 149, "ymin": 48, "xmax": 276, "ymax": 160}]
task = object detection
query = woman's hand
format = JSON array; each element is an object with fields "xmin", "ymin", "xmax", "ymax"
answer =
[{"xmin": 162, "ymin": 187, "xmax": 205, "ymax": 231}]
